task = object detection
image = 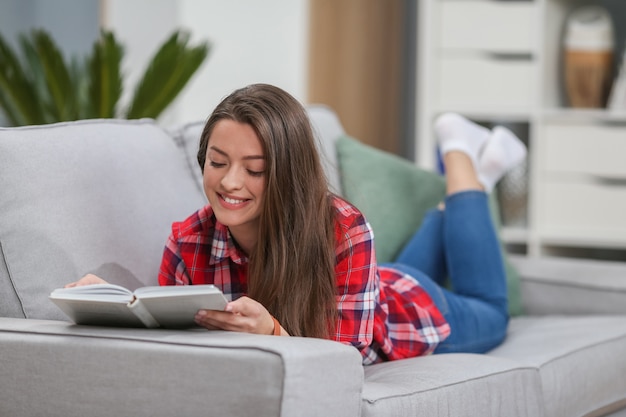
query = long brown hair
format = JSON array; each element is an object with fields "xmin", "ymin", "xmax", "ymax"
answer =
[{"xmin": 197, "ymin": 84, "xmax": 337, "ymax": 338}]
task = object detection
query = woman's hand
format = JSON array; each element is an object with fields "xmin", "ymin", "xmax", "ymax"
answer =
[
  {"xmin": 194, "ymin": 296, "xmax": 284, "ymax": 335},
  {"xmin": 64, "ymin": 274, "xmax": 108, "ymax": 288}
]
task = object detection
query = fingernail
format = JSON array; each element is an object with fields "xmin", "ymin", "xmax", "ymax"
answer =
[{"xmin": 196, "ymin": 310, "xmax": 206, "ymax": 318}]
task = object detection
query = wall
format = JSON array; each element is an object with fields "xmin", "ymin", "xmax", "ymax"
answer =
[
  {"xmin": 100, "ymin": 0, "xmax": 180, "ymax": 124},
  {"xmin": 102, "ymin": 0, "xmax": 310, "ymax": 126},
  {"xmin": 0, "ymin": 0, "xmax": 99, "ymax": 126},
  {"xmin": 602, "ymin": 0, "xmax": 626, "ymax": 71},
  {"xmin": 0, "ymin": 0, "xmax": 99, "ymax": 54},
  {"xmin": 308, "ymin": 0, "xmax": 405, "ymax": 155}
]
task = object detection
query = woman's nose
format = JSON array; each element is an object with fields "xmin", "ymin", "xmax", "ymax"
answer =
[{"xmin": 221, "ymin": 167, "xmax": 244, "ymax": 190}]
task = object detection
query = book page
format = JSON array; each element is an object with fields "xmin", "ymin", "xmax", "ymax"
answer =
[
  {"xmin": 49, "ymin": 284, "xmax": 134, "ymax": 303},
  {"xmin": 136, "ymin": 285, "xmax": 228, "ymax": 329},
  {"xmin": 133, "ymin": 284, "xmax": 224, "ymax": 298}
]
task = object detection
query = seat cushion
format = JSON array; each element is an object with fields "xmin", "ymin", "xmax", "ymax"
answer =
[
  {"xmin": 489, "ymin": 316, "xmax": 626, "ymax": 417},
  {"xmin": 0, "ymin": 119, "xmax": 207, "ymax": 320},
  {"xmin": 362, "ymin": 353, "xmax": 543, "ymax": 417}
]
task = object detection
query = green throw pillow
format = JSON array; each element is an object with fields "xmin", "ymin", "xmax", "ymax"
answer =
[{"xmin": 336, "ymin": 135, "xmax": 522, "ymax": 316}]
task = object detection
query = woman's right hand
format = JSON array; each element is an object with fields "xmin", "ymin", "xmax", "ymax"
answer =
[{"xmin": 64, "ymin": 274, "xmax": 108, "ymax": 288}]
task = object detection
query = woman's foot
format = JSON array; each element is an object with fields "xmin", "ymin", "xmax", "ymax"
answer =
[
  {"xmin": 434, "ymin": 113, "xmax": 528, "ymax": 193},
  {"xmin": 478, "ymin": 126, "xmax": 527, "ymax": 192},
  {"xmin": 435, "ymin": 112, "xmax": 489, "ymax": 171}
]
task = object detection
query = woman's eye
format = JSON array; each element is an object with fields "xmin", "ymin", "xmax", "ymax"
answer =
[
  {"xmin": 209, "ymin": 161, "xmax": 226, "ymax": 168},
  {"xmin": 247, "ymin": 170, "xmax": 264, "ymax": 177}
]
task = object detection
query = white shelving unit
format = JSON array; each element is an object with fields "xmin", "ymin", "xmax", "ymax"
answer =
[{"xmin": 416, "ymin": 0, "xmax": 626, "ymax": 259}]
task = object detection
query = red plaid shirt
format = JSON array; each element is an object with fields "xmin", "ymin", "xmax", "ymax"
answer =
[{"xmin": 159, "ymin": 197, "xmax": 450, "ymax": 364}]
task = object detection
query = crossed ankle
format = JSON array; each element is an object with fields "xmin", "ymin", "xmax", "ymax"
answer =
[
  {"xmin": 435, "ymin": 113, "xmax": 489, "ymax": 169},
  {"xmin": 478, "ymin": 126, "xmax": 527, "ymax": 192},
  {"xmin": 434, "ymin": 113, "xmax": 527, "ymax": 193}
]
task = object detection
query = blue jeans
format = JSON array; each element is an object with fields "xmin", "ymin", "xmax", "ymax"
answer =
[{"xmin": 383, "ymin": 191, "xmax": 508, "ymax": 354}]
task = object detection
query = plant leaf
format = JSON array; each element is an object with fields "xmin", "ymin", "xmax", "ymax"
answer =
[
  {"xmin": 86, "ymin": 30, "xmax": 124, "ymax": 119},
  {"xmin": 0, "ymin": 88, "xmax": 21, "ymax": 126},
  {"xmin": 18, "ymin": 33, "xmax": 55, "ymax": 124},
  {"xmin": 32, "ymin": 30, "xmax": 77, "ymax": 121},
  {"xmin": 126, "ymin": 30, "xmax": 210, "ymax": 119},
  {"xmin": 0, "ymin": 31, "xmax": 45, "ymax": 125},
  {"xmin": 70, "ymin": 55, "xmax": 89, "ymax": 119}
]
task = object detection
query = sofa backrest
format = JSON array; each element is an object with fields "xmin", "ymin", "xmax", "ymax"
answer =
[
  {"xmin": 0, "ymin": 119, "xmax": 207, "ymax": 320},
  {"xmin": 0, "ymin": 106, "xmax": 346, "ymax": 321},
  {"xmin": 166, "ymin": 120, "xmax": 205, "ymax": 192},
  {"xmin": 306, "ymin": 104, "xmax": 346, "ymax": 195}
]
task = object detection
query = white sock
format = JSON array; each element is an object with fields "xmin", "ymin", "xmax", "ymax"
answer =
[
  {"xmin": 478, "ymin": 126, "xmax": 527, "ymax": 192},
  {"xmin": 434, "ymin": 113, "xmax": 490, "ymax": 170}
]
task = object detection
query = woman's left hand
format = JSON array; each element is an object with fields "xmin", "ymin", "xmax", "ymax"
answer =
[{"xmin": 194, "ymin": 296, "xmax": 280, "ymax": 335}]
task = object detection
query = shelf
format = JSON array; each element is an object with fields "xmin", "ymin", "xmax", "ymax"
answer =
[
  {"xmin": 432, "ymin": 107, "xmax": 533, "ymax": 122},
  {"xmin": 541, "ymin": 108, "xmax": 626, "ymax": 124},
  {"xmin": 500, "ymin": 227, "xmax": 529, "ymax": 245},
  {"xmin": 417, "ymin": 0, "xmax": 626, "ymax": 261},
  {"xmin": 539, "ymin": 231, "xmax": 626, "ymax": 251},
  {"xmin": 431, "ymin": 107, "xmax": 626, "ymax": 124}
]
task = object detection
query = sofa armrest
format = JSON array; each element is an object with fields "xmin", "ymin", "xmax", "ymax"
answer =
[
  {"xmin": 0, "ymin": 318, "xmax": 363, "ymax": 417},
  {"xmin": 509, "ymin": 255, "xmax": 626, "ymax": 316}
]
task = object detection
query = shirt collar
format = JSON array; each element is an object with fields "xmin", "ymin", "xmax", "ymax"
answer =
[{"xmin": 209, "ymin": 221, "xmax": 249, "ymax": 265}]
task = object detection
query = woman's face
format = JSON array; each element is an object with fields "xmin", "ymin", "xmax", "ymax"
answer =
[{"xmin": 203, "ymin": 119, "xmax": 266, "ymax": 247}]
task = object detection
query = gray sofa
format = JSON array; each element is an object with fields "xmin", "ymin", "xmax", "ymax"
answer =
[{"xmin": 1, "ymin": 106, "xmax": 626, "ymax": 417}]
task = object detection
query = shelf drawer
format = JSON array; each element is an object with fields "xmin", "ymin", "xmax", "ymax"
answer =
[
  {"xmin": 437, "ymin": 54, "xmax": 534, "ymax": 110},
  {"xmin": 543, "ymin": 123, "xmax": 626, "ymax": 179},
  {"xmin": 439, "ymin": 0, "xmax": 535, "ymax": 53},
  {"xmin": 539, "ymin": 180, "xmax": 626, "ymax": 237}
]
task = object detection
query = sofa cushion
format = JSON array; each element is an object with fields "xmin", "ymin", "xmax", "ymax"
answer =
[
  {"xmin": 0, "ymin": 119, "xmax": 207, "ymax": 320},
  {"xmin": 337, "ymin": 135, "xmax": 445, "ymax": 263},
  {"xmin": 0, "ymin": 318, "xmax": 364, "ymax": 417},
  {"xmin": 307, "ymin": 105, "xmax": 344, "ymax": 195},
  {"xmin": 168, "ymin": 120, "xmax": 205, "ymax": 192},
  {"xmin": 489, "ymin": 316, "xmax": 626, "ymax": 417},
  {"xmin": 362, "ymin": 353, "xmax": 543, "ymax": 417},
  {"xmin": 510, "ymin": 254, "xmax": 626, "ymax": 315},
  {"xmin": 336, "ymin": 134, "xmax": 522, "ymax": 316}
]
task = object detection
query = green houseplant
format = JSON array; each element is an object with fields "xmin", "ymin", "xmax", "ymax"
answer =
[{"xmin": 0, "ymin": 29, "xmax": 210, "ymax": 126}]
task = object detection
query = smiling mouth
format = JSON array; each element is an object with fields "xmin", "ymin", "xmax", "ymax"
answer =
[{"xmin": 219, "ymin": 193, "xmax": 248, "ymax": 205}]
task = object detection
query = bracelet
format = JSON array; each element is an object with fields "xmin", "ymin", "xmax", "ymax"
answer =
[{"xmin": 271, "ymin": 316, "xmax": 281, "ymax": 336}]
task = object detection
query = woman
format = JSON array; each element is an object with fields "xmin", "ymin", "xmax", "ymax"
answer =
[{"xmin": 71, "ymin": 84, "xmax": 526, "ymax": 364}]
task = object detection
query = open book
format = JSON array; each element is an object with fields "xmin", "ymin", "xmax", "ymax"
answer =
[{"xmin": 49, "ymin": 284, "xmax": 228, "ymax": 328}]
